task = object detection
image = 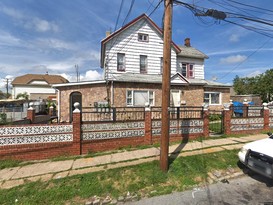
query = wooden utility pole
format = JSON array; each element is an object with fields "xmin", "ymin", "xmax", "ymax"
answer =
[{"xmin": 160, "ymin": 0, "xmax": 173, "ymax": 172}]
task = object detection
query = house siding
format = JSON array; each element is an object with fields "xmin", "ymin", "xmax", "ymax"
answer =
[
  {"xmin": 105, "ymin": 19, "xmax": 177, "ymax": 76},
  {"xmin": 176, "ymin": 56, "xmax": 205, "ymax": 79}
]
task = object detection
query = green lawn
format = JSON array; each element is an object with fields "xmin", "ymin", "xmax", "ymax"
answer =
[{"xmin": 0, "ymin": 149, "xmax": 240, "ymax": 205}]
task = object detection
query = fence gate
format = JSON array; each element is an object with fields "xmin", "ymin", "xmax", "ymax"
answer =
[{"xmin": 208, "ymin": 110, "xmax": 224, "ymax": 136}]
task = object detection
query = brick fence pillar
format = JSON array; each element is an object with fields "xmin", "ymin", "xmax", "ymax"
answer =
[
  {"xmin": 27, "ymin": 103, "xmax": 35, "ymax": 123},
  {"xmin": 72, "ymin": 102, "xmax": 81, "ymax": 155},
  {"xmin": 144, "ymin": 104, "xmax": 152, "ymax": 144},
  {"xmin": 263, "ymin": 103, "xmax": 270, "ymax": 131},
  {"xmin": 203, "ymin": 105, "xmax": 209, "ymax": 137},
  {"xmin": 223, "ymin": 105, "xmax": 232, "ymax": 135}
]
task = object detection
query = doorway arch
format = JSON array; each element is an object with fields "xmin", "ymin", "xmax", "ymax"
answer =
[{"xmin": 70, "ymin": 92, "xmax": 82, "ymax": 122}]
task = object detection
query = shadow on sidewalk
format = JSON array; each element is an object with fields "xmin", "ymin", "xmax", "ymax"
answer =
[{"xmin": 168, "ymin": 134, "xmax": 189, "ymax": 166}]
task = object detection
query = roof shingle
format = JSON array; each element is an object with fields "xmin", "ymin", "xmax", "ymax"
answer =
[{"xmin": 11, "ymin": 74, "xmax": 69, "ymax": 85}]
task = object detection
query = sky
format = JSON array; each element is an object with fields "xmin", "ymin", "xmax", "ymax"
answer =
[{"xmin": 0, "ymin": 0, "xmax": 273, "ymax": 90}]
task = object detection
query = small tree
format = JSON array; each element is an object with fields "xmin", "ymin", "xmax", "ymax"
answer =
[{"xmin": 16, "ymin": 92, "xmax": 29, "ymax": 100}]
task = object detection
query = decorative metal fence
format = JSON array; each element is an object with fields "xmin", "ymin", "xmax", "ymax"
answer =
[
  {"xmin": 231, "ymin": 105, "xmax": 263, "ymax": 118},
  {"xmin": 151, "ymin": 106, "xmax": 203, "ymax": 120},
  {"xmin": 81, "ymin": 107, "xmax": 145, "ymax": 122}
]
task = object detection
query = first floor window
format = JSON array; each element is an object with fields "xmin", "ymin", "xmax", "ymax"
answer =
[
  {"xmin": 204, "ymin": 92, "xmax": 221, "ymax": 105},
  {"xmin": 126, "ymin": 90, "xmax": 154, "ymax": 106}
]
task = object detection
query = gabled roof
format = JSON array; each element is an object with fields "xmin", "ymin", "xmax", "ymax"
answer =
[
  {"xmin": 100, "ymin": 13, "xmax": 181, "ymax": 68},
  {"xmin": 171, "ymin": 73, "xmax": 190, "ymax": 84},
  {"xmin": 177, "ymin": 45, "xmax": 209, "ymax": 59},
  {"xmin": 12, "ymin": 74, "xmax": 69, "ymax": 85}
]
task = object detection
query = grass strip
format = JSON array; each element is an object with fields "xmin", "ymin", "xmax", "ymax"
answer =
[{"xmin": 0, "ymin": 149, "xmax": 240, "ymax": 205}]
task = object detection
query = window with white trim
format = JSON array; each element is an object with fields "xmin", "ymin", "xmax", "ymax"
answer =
[
  {"xmin": 204, "ymin": 92, "xmax": 221, "ymax": 105},
  {"xmin": 140, "ymin": 55, "xmax": 148, "ymax": 73},
  {"xmin": 138, "ymin": 33, "xmax": 149, "ymax": 42},
  {"xmin": 126, "ymin": 90, "xmax": 154, "ymax": 106},
  {"xmin": 180, "ymin": 63, "xmax": 194, "ymax": 78},
  {"xmin": 117, "ymin": 53, "xmax": 125, "ymax": 71}
]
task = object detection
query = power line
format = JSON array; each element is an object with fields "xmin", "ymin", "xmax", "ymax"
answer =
[
  {"xmin": 218, "ymin": 38, "xmax": 271, "ymax": 82},
  {"xmin": 114, "ymin": 0, "xmax": 125, "ymax": 31},
  {"xmin": 122, "ymin": 0, "xmax": 135, "ymax": 26}
]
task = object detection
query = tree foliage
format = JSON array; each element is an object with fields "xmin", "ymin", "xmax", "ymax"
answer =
[
  {"xmin": 233, "ymin": 68, "xmax": 273, "ymax": 102},
  {"xmin": 16, "ymin": 92, "xmax": 29, "ymax": 100}
]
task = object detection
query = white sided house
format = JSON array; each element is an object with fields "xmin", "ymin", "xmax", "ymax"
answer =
[
  {"xmin": 54, "ymin": 14, "xmax": 231, "ymax": 122},
  {"xmin": 12, "ymin": 74, "xmax": 69, "ymax": 100}
]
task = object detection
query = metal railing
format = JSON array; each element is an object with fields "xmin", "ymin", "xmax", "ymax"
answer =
[
  {"xmin": 151, "ymin": 106, "xmax": 204, "ymax": 120},
  {"xmin": 232, "ymin": 105, "xmax": 263, "ymax": 118},
  {"xmin": 81, "ymin": 107, "xmax": 145, "ymax": 122}
]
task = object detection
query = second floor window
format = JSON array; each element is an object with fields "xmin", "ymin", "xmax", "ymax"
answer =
[
  {"xmin": 140, "ymin": 55, "xmax": 147, "ymax": 73},
  {"xmin": 117, "ymin": 53, "xmax": 125, "ymax": 71},
  {"xmin": 181, "ymin": 63, "xmax": 194, "ymax": 78},
  {"xmin": 160, "ymin": 57, "xmax": 163, "ymax": 74}
]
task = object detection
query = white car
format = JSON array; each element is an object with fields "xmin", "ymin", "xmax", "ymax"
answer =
[{"xmin": 238, "ymin": 133, "xmax": 273, "ymax": 179}]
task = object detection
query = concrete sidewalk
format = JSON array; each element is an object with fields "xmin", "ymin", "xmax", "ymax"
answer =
[{"xmin": 0, "ymin": 134, "xmax": 266, "ymax": 189}]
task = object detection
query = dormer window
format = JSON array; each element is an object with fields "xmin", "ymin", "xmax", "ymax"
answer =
[
  {"xmin": 138, "ymin": 33, "xmax": 149, "ymax": 42},
  {"xmin": 180, "ymin": 63, "xmax": 194, "ymax": 78}
]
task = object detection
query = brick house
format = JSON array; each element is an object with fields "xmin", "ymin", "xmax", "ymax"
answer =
[{"xmin": 53, "ymin": 14, "xmax": 231, "ymax": 122}]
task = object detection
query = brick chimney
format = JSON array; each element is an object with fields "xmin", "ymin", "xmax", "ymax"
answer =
[
  {"xmin": 106, "ymin": 31, "xmax": 111, "ymax": 37},
  {"xmin": 184, "ymin": 38, "xmax": 191, "ymax": 47}
]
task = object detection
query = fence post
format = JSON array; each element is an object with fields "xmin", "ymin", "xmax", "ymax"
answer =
[
  {"xmin": 223, "ymin": 104, "xmax": 232, "ymax": 135},
  {"xmin": 112, "ymin": 107, "xmax": 116, "ymax": 122},
  {"xmin": 203, "ymin": 105, "xmax": 209, "ymax": 137},
  {"xmin": 243, "ymin": 99, "xmax": 249, "ymax": 118},
  {"xmin": 263, "ymin": 103, "xmax": 270, "ymax": 131},
  {"xmin": 144, "ymin": 103, "xmax": 152, "ymax": 144},
  {"xmin": 72, "ymin": 102, "xmax": 81, "ymax": 155},
  {"xmin": 27, "ymin": 102, "xmax": 35, "ymax": 124},
  {"xmin": 176, "ymin": 107, "xmax": 180, "ymax": 119},
  {"xmin": 49, "ymin": 106, "xmax": 54, "ymax": 116}
]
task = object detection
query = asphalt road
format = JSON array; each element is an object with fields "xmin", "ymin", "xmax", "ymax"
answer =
[{"xmin": 127, "ymin": 173, "xmax": 273, "ymax": 205}]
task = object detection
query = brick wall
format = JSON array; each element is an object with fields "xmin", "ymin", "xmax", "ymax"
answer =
[{"xmin": 57, "ymin": 81, "xmax": 231, "ymax": 122}]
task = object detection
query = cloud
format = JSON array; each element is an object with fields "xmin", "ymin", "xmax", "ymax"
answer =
[
  {"xmin": 1, "ymin": 5, "xmax": 59, "ymax": 33},
  {"xmin": 220, "ymin": 55, "xmax": 247, "ymax": 64},
  {"xmin": 229, "ymin": 34, "xmax": 239, "ymax": 42},
  {"xmin": 245, "ymin": 70, "xmax": 261, "ymax": 78},
  {"xmin": 32, "ymin": 18, "xmax": 59, "ymax": 33},
  {"xmin": 60, "ymin": 70, "xmax": 103, "ymax": 82}
]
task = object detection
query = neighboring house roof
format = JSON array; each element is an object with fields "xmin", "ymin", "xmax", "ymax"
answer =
[
  {"xmin": 12, "ymin": 74, "xmax": 69, "ymax": 85},
  {"xmin": 100, "ymin": 13, "xmax": 181, "ymax": 68},
  {"xmin": 177, "ymin": 45, "xmax": 209, "ymax": 59}
]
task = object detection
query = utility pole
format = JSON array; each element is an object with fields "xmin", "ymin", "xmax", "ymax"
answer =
[
  {"xmin": 161, "ymin": 0, "xmax": 173, "ymax": 172},
  {"xmin": 5, "ymin": 78, "xmax": 10, "ymax": 99}
]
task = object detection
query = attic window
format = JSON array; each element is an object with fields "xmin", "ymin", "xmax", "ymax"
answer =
[{"xmin": 138, "ymin": 33, "xmax": 149, "ymax": 42}]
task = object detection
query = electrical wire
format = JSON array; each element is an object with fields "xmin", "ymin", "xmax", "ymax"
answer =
[
  {"xmin": 122, "ymin": 0, "xmax": 135, "ymax": 26},
  {"xmin": 114, "ymin": 0, "xmax": 125, "ymax": 31},
  {"xmin": 218, "ymin": 38, "xmax": 271, "ymax": 82}
]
